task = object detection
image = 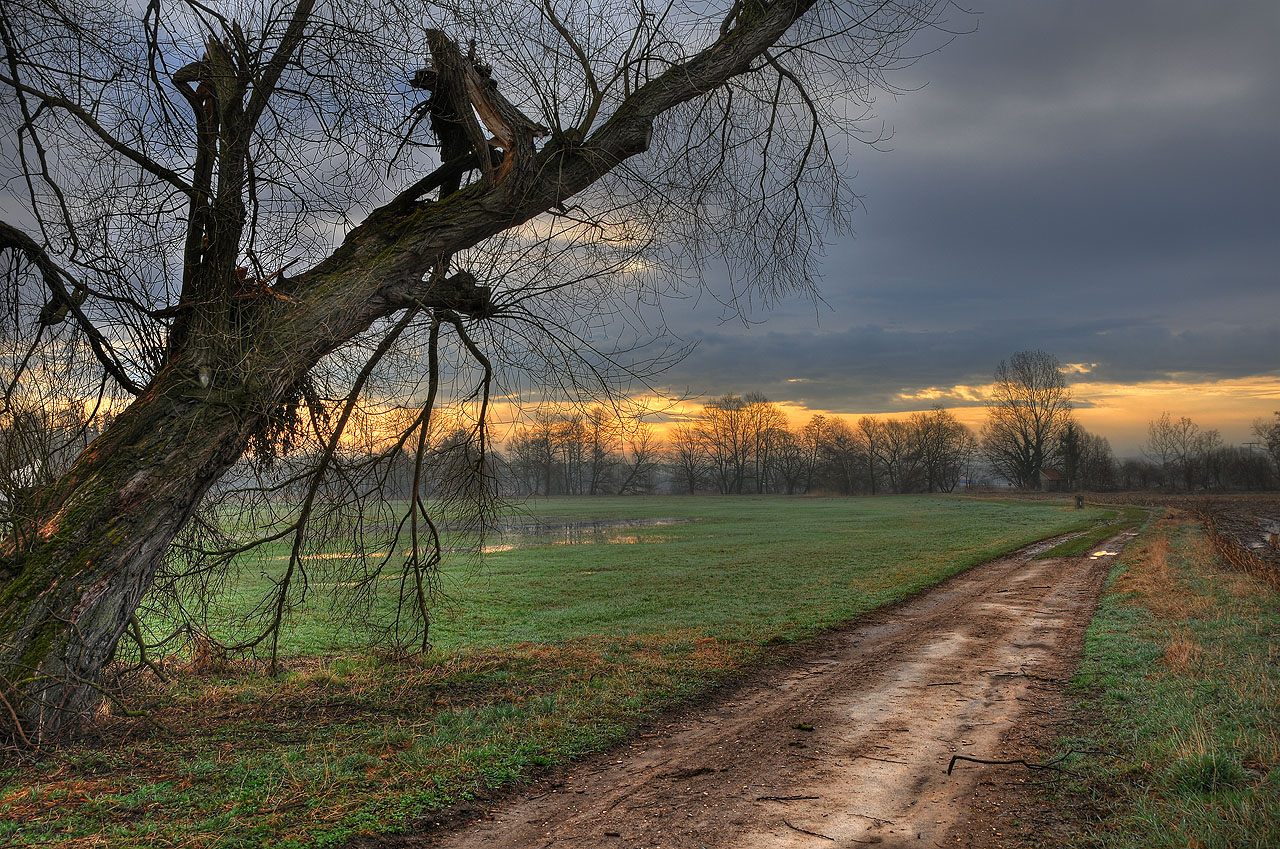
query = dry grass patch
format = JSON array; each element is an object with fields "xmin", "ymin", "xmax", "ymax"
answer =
[
  {"xmin": 1111, "ymin": 520, "xmax": 1213, "ymax": 620},
  {"xmin": 2, "ymin": 630, "xmax": 761, "ymax": 849},
  {"xmin": 1161, "ymin": 628, "xmax": 1202, "ymax": 674}
]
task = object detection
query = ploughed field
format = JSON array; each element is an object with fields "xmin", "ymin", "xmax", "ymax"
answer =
[
  {"xmin": 1, "ymin": 496, "xmax": 1106, "ymax": 849},
  {"xmin": 1091, "ymin": 492, "xmax": 1280, "ymax": 586}
]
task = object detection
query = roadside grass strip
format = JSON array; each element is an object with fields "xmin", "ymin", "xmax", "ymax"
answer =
[
  {"xmin": 1, "ymin": 496, "xmax": 1100, "ymax": 848},
  {"xmin": 1035, "ymin": 506, "xmax": 1149, "ymax": 560},
  {"xmin": 1058, "ymin": 515, "xmax": 1280, "ymax": 849}
]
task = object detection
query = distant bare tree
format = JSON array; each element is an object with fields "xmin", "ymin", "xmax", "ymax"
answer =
[
  {"xmin": 615, "ymin": 420, "xmax": 660, "ymax": 495},
  {"xmin": 1143, "ymin": 412, "xmax": 1221, "ymax": 491},
  {"xmin": 582, "ymin": 407, "xmax": 622, "ymax": 495},
  {"xmin": 699, "ymin": 394, "xmax": 753, "ymax": 494},
  {"xmin": 556, "ymin": 415, "xmax": 589, "ymax": 494},
  {"xmin": 765, "ymin": 427, "xmax": 808, "ymax": 494},
  {"xmin": 507, "ymin": 414, "xmax": 557, "ymax": 495},
  {"xmin": 876, "ymin": 418, "xmax": 920, "ymax": 493},
  {"xmin": 797, "ymin": 414, "xmax": 829, "ymax": 492},
  {"xmin": 1075, "ymin": 428, "xmax": 1116, "ymax": 491},
  {"xmin": 744, "ymin": 392, "xmax": 789, "ymax": 493},
  {"xmin": 665, "ymin": 423, "xmax": 708, "ymax": 495},
  {"xmin": 799, "ymin": 415, "xmax": 860, "ymax": 494},
  {"xmin": 853, "ymin": 415, "xmax": 884, "ymax": 495},
  {"xmin": 911, "ymin": 407, "xmax": 974, "ymax": 493},
  {"xmin": 1056, "ymin": 421, "xmax": 1116, "ymax": 492},
  {"xmin": 689, "ymin": 393, "xmax": 791, "ymax": 493},
  {"xmin": 1253, "ymin": 412, "xmax": 1280, "ymax": 479},
  {"xmin": 980, "ymin": 351, "xmax": 1074, "ymax": 489}
]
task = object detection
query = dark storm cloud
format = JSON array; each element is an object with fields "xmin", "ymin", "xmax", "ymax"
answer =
[
  {"xmin": 657, "ymin": 325, "xmax": 1002, "ymax": 411},
  {"xmin": 658, "ymin": 319, "xmax": 1280, "ymax": 414},
  {"xmin": 835, "ymin": 0, "xmax": 1280, "ymax": 317},
  {"xmin": 661, "ymin": 0, "xmax": 1280, "ymax": 410}
]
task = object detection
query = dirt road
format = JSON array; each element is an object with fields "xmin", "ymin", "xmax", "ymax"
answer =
[{"xmin": 406, "ymin": 534, "xmax": 1127, "ymax": 848}]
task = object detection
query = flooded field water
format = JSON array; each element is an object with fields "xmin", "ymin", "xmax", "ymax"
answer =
[
  {"xmin": 480, "ymin": 517, "xmax": 691, "ymax": 553},
  {"xmin": 274, "ymin": 517, "xmax": 692, "ymax": 561}
]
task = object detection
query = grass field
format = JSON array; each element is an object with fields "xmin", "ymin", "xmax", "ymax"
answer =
[
  {"xmin": 1, "ymin": 495, "xmax": 1101, "ymax": 848},
  {"xmin": 1055, "ymin": 513, "xmax": 1280, "ymax": 848}
]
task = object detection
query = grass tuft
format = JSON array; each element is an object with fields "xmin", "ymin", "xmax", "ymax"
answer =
[{"xmin": 1169, "ymin": 751, "xmax": 1249, "ymax": 795}]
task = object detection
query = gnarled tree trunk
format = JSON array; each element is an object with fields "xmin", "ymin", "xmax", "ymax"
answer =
[{"xmin": 0, "ymin": 366, "xmax": 256, "ymax": 741}]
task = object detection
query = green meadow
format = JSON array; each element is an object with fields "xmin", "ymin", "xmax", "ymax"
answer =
[
  {"xmin": 195, "ymin": 495, "xmax": 1113, "ymax": 655},
  {"xmin": 2, "ymin": 495, "xmax": 1102, "ymax": 848}
]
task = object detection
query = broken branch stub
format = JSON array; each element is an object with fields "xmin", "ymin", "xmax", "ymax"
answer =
[{"xmin": 414, "ymin": 31, "xmax": 548, "ymax": 195}]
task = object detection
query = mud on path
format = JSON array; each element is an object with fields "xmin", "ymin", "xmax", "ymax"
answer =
[{"xmin": 400, "ymin": 533, "xmax": 1131, "ymax": 849}]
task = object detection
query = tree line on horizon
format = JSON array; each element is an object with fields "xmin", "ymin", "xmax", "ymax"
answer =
[
  {"xmin": 489, "ymin": 353, "xmax": 1280, "ymax": 496},
  {"xmin": 496, "ymin": 394, "xmax": 981, "ymax": 496}
]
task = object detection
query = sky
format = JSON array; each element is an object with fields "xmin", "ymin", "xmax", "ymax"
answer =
[{"xmin": 648, "ymin": 0, "xmax": 1280, "ymax": 455}]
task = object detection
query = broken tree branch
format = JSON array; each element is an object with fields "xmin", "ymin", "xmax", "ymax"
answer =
[{"xmin": 946, "ymin": 753, "xmax": 1079, "ymax": 777}]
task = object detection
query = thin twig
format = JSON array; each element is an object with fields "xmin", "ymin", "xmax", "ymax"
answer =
[
  {"xmin": 127, "ymin": 614, "xmax": 169, "ymax": 682},
  {"xmin": 851, "ymin": 753, "xmax": 909, "ymax": 765},
  {"xmin": 0, "ymin": 684, "xmax": 33, "ymax": 749},
  {"xmin": 783, "ymin": 819, "xmax": 835, "ymax": 841}
]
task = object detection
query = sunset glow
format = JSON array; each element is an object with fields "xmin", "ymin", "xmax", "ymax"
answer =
[{"xmin": 632, "ymin": 374, "xmax": 1280, "ymax": 458}]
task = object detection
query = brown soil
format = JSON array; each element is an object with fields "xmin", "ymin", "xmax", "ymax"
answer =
[{"xmin": 375, "ymin": 532, "xmax": 1133, "ymax": 849}]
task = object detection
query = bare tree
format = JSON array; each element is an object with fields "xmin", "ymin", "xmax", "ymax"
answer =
[
  {"xmin": 795, "ymin": 415, "xmax": 860, "ymax": 494},
  {"xmin": 1142, "ymin": 413, "xmax": 1181, "ymax": 488},
  {"xmin": 1074, "ymin": 427, "xmax": 1116, "ymax": 491},
  {"xmin": 1143, "ymin": 412, "xmax": 1221, "ymax": 491},
  {"xmin": 744, "ymin": 392, "xmax": 789, "ymax": 493},
  {"xmin": 555, "ymin": 414, "xmax": 588, "ymax": 494},
  {"xmin": 665, "ymin": 423, "xmax": 708, "ymax": 495},
  {"xmin": 853, "ymin": 415, "xmax": 883, "ymax": 494},
  {"xmin": 506, "ymin": 413, "xmax": 558, "ymax": 495},
  {"xmin": 797, "ymin": 414, "xmax": 828, "ymax": 492},
  {"xmin": 1252, "ymin": 412, "xmax": 1280, "ymax": 479},
  {"xmin": 980, "ymin": 351, "xmax": 1073, "ymax": 489},
  {"xmin": 911, "ymin": 407, "xmax": 973, "ymax": 493},
  {"xmin": 699, "ymin": 394, "xmax": 753, "ymax": 494},
  {"xmin": 876, "ymin": 417, "xmax": 921, "ymax": 493},
  {"xmin": 615, "ymin": 419, "xmax": 660, "ymax": 495},
  {"xmin": 767, "ymin": 427, "xmax": 809, "ymax": 494},
  {"xmin": 0, "ymin": 0, "xmax": 949, "ymax": 742},
  {"xmin": 690, "ymin": 392, "xmax": 790, "ymax": 493},
  {"xmin": 581, "ymin": 407, "xmax": 620, "ymax": 495},
  {"xmin": 501, "ymin": 404, "xmax": 630, "ymax": 494}
]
